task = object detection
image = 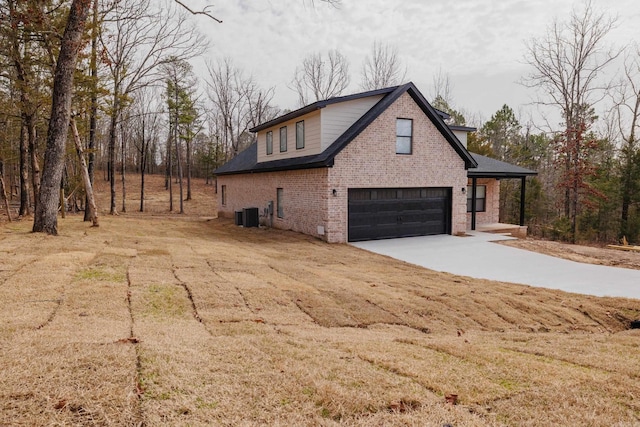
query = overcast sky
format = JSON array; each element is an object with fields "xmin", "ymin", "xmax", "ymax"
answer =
[{"xmin": 191, "ymin": 0, "xmax": 640, "ymax": 126}]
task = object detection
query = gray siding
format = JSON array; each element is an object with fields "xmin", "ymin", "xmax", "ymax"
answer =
[{"xmin": 321, "ymin": 95, "xmax": 383, "ymax": 151}]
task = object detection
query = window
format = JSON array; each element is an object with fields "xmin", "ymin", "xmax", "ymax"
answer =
[
  {"xmin": 467, "ymin": 185, "xmax": 486, "ymax": 212},
  {"xmin": 280, "ymin": 126, "xmax": 287, "ymax": 152},
  {"xmin": 396, "ymin": 118, "xmax": 413, "ymax": 154},
  {"xmin": 221, "ymin": 185, "xmax": 227, "ymax": 206},
  {"xmin": 277, "ymin": 188, "xmax": 284, "ymax": 218},
  {"xmin": 296, "ymin": 120, "xmax": 305, "ymax": 149},
  {"xmin": 266, "ymin": 131, "xmax": 273, "ymax": 155}
]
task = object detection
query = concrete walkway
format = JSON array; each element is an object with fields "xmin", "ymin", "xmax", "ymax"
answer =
[{"xmin": 352, "ymin": 232, "xmax": 640, "ymax": 299}]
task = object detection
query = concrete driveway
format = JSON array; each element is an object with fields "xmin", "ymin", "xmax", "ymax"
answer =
[{"xmin": 352, "ymin": 232, "xmax": 640, "ymax": 299}]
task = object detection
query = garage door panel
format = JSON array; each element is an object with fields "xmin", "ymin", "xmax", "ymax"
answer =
[{"xmin": 348, "ymin": 187, "xmax": 451, "ymax": 242}]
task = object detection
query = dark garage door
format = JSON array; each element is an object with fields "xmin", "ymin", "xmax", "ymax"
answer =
[{"xmin": 348, "ymin": 188, "xmax": 451, "ymax": 242}]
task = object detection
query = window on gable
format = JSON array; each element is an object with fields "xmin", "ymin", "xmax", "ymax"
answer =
[
  {"xmin": 466, "ymin": 185, "xmax": 486, "ymax": 212},
  {"xmin": 396, "ymin": 118, "xmax": 413, "ymax": 154},
  {"xmin": 277, "ymin": 188, "xmax": 284, "ymax": 218},
  {"xmin": 296, "ymin": 120, "xmax": 305, "ymax": 149},
  {"xmin": 280, "ymin": 126, "xmax": 287, "ymax": 152},
  {"xmin": 266, "ymin": 131, "xmax": 273, "ymax": 155}
]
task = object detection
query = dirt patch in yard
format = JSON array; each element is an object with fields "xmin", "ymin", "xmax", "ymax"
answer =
[
  {"xmin": 500, "ymin": 238, "xmax": 640, "ymax": 270},
  {"xmin": 2, "ymin": 175, "xmax": 640, "ymax": 426}
]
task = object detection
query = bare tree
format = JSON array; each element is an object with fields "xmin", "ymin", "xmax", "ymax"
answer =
[
  {"xmin": 1, "ymin": 0, "xmax": 55, "ymax": 216},
  {"xmin": 130, "ymin": 87, "xmax": 161, "ymax": 212},
  {"xmin": 84, "ymin": 0, "xmax": 99, "ymax": 222},
  {"xmin": 244, "ymin": 81, "xmax": 280, "ymax": 129},
  {"xmin": 100, "ymin": 0, "xmax": 206, "ymax": 215},
  {"xmin": 206, "ymin": 58, "xmax": 277, "ymax": 157},
  {"xmin": 613, "ymin": 44, "xmax": 640, "ymax": 240},
  {"xmin": 360, "ymin": 41, "xmax": 406, "ymax": 90},
  {"xmin": 522, "ymin": 0, "xmax": 619, "ymax": 242},
  {"xmin": 33, "ymin": 0, "xmax": 92, "ymax": 235},
  {"xmin": 430, "ymin": 67, "xmax": 454, "ymax": 108},
  {"xmin": 0, "ymin": 159, "xmax": 11, "ymax": 222},
  {"xmin": 70, "ymin": 117, "xmax": 98, "ymax": 226},
  {"xmin": 291, "ymin": 50, "xmax": 350, "ymax": 106}
]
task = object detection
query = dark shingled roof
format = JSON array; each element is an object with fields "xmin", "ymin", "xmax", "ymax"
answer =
[
  {"xmin": 250, "ymin": 86, "xmax": 400, "ymax": 132},
  {"xmin": 215, "ymin": 83, "xmax": 478, "ymax": 176},
  {"xmin": 467, "ymin": 153, "xmax": 538, "ymax": 178}
]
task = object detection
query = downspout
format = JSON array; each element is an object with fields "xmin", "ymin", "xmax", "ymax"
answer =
[{"xmin": 471, "ymin": 177, "xmax": 477, "ymax": 231}]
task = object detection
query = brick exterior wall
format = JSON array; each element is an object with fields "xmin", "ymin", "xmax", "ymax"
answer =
[
  {"xmin": 217, "ymin": 168, "xmax": 329, "ymax": 239},
  {"xmin": 327, "ymin": 92, "xmax": 468, "ymax": 242},
  {"xmin": 217, "ymin": 92, "xmax": 470, "ymax": 243},
  {"xmin": 466, "ymin": 178, "xmax": 500, "ymax": 228}
]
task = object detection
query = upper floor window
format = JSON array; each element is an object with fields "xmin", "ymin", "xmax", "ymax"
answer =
[
  {"xmin": 280, "ymin": 126, "xmax": 287, "ymax": 152},
  {"xmin": 467, "ymin": 185, "xmax": 486, "ymax": 212},
  {"xmin": 266, "ymin": 131, "xmax": 273, "ymax": 155},
  {"xmin": 296, "ymin": 120, "xmax": 305, "ymax": 149},
  {"xmin": 396, "ymin": 118, "xmax": 413, "ymax": 154}
]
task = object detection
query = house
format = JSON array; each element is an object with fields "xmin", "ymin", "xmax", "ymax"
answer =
[{"xmin": 214, "ymin": 82, "xmax": 536, "ymax": 243}]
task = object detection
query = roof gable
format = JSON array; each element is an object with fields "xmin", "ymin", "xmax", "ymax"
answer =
[{"xmin": 215, "ymin": 82, "xmax": 478, "ymax": 175}]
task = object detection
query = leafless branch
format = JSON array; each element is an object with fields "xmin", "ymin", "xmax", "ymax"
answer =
[
  {"xmin": 360, "ymin": 41, "xmax": 407, "ymax": 90},
  {"xmin": 173, "ymin": 0, "xmax": 222, "ymax": 23},
  {"xmin": 290, "ymin": 49, "xmax": 350, "ymax": 106}
]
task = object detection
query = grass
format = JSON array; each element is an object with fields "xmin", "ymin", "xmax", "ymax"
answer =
[{"xmin": 1, "ymin": 174, "xmax": 640, "ymax": 425}]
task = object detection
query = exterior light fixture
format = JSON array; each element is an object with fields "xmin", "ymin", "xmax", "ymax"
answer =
[{"xmin": 332, "ymin": 189, "xmax": 337, "ymax": 197}]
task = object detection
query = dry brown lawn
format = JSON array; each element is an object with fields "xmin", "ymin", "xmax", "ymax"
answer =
[{"xmin": 1, "ymin": 174, "xmax": 640, "ymax": 426}]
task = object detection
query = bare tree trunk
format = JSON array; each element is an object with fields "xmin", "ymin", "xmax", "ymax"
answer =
[
  {"xmin": 108, "ymin": 95, "xmax": 118, "ymax": 215},
  {"xmin": 139, "ymin": 117, "xmax": 147, "ymax": 212},
  {"xmin": 19, "ymin": 123, "xmax": 30, "ymax": 216},
  {"xmin": 60, "ymin": 182, "xmax": 65, "ymax": 219},
  {"xmin": 139, "ymin": 145, "xmax": 146, "ymax": 212},
  {"xmin": 0, "ymin": 161, "xmax": 12, "ymax": 222},
  {"xmin": 176, "ymin": 134, "xmax": 184, "ymax": 214},
  {"xmin": 84, "ymin": 0, "xmax": 99, "ymax": 222},
  {"xmin": 166, "ymin": 133, "xmax": 173, "ymax": 211},
  {"xmin": 172, "ymin": 83, "xmax": 183, "ymax": 213},
  {"xmin": 121, "ymin": 123, "xmax": 126, "ymax": 213},
  {"xmin": 186, "ymin": 138, "xmax": 192, "ymax": 201},
  {"xmin": 71, "ymin": 118, "xmax": 98, "ymax": 226},
  {"xmin": 33, "ymin": 0, "xmax": 92, "ymax": 235},
  {"xmin": 28, "ymin": 115, "xmax": 40, "ymax": 212}
]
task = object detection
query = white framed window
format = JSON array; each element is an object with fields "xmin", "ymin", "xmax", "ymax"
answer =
[
  {"xmin": 266, "ymin": 131, "xmax": 273, "ymax": 155},
  {"xmin": 467, "ymin": 185, "xmax": 486, "ymax": 212},
  {"xmin": 296, "ymin": 120, "xmax": 305, "ymax": 149},
  {"xmin": 277, "ymin": 188, "xmax": 284, "ymax": 218},
  {"xmin": 280, "ymin": 126, "xmax": 287, "ymax": 152},
  {"xmin": 396, "ymin": 118, "xmax": 413, "ymax": 154}
]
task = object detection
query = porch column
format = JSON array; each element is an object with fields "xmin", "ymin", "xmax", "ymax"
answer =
[
  {"xmin": 519, "ymin": 176, "xmax": 526, "ymax": 226},
  {"xmin": 471, "ymin": 177, "xmax": 477, "ymax": 230}
]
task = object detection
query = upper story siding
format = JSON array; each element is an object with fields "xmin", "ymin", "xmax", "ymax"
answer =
[
  {"xmin": 254, "ymin": 94, "xmax": 384, "ymax": 164},
  {"xmin": 256, "ymin": 111, "xmax": 321, "ymax": 163},
  {"xmin": 320, "ymin": 95, "xmax": 383, "ymax": 151}
]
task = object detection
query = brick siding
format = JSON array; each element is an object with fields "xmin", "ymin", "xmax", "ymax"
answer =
[
  {"xmin": 327, "ymin": 92, "xmax": 468, "ymax": 242},
  {"xmin": 217, "ymin": 168, "xmax": 329, "ymax": 239},
  {"xmin": 218, "ymin": 92, "xmax": 469, "ymax": 243},
  {"xmin": 466, "ymin": 178, "xmax": 500, "ymax": 227}
]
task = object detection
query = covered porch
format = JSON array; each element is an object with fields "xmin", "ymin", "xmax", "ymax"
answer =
[{"xmin": 466, "ymin": 153, "xmax": 538, "ymax": 236}]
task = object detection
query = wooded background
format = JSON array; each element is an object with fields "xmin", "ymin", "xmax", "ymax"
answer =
[{"xmin": 0, "ymin": 0, "xmax": 638, "ymax": 243}]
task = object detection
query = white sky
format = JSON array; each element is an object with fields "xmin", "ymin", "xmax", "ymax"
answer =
[{"xmin": 190, "ymin": 0, "xmax": 640, "ymax": 126}]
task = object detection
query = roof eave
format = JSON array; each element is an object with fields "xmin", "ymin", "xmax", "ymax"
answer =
[{"xmin": 467, "ymin": 171, "xmax": 538, "ymax": 178}]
